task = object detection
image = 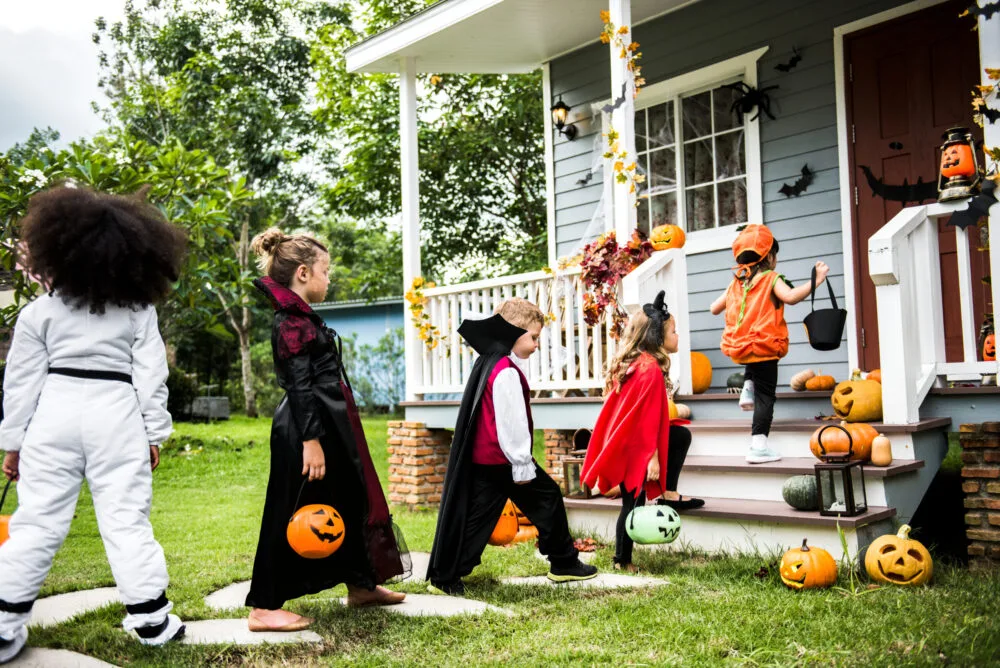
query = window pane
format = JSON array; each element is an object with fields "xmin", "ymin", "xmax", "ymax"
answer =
[
  {"xmin": 650, "ymin": 191, "xmax": 678, "ymax": 229},
  {"xmin": 685, "ymin": 186, "xmax": 715, "ymax": 231},
  {"xmin": 684, "ymin": 138, "xmax": 713, "ymax": 186},
  {"xmin": 682, "ymin": 91, "xmax": 711, "ymax": 139},
  {"xmin": 634, "ymin": 108, "xmax": 647, "ymax": 154},
  {"xmin": 716, "ymin": 130, "xmax": 746, "ymax": 179},
  {"xmin": 637, "ymin": 198, "xmax": 650, "ymax": 235},
  {"xmin": 648, "ymin": 102, "xmax": 675, "ymax": 149},
  {"xmin": 717, "ymin": 178, "xmax": 748, "ymax": 226},
  {"xmin": 648, "ymin": 147, "xmax": 676, "ymax": 193},
  {"xmin": 714, "ymin": 85, "xmax": 741, "ymax": 133}
]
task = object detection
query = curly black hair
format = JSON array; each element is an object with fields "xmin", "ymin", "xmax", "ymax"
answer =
[{"xmin": 19, "ymin": 185, "xmax": 188, "ymax": 313}]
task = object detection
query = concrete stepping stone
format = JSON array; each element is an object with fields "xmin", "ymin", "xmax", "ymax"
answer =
[
  {"xmin": 29, "ymin": 588, "xmax": 119, "ymax": 628},
  {"xmin": 406, "ymin": 551, "xmax": 430, "ymax": 581},
  {"xmin": 179, "ymin": 619, "xmax": 321, "ymax": 646},
  {"xmin": 340, "ymin": 593, "xmax": 510, "ymax": 617},
  {"xmin": 204, "ymin": 581, "xmax": 251, "ymax": 611},
  {"xmin": 502, "ymin": 573, "xmax": 667, "ymax": 589},
  {"xmin": 9, "ymin": 647, "xmax": 118, "ymax": 667}
]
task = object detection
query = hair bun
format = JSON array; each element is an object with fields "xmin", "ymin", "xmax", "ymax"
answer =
[{"xmin": 250, "ymin": 227, "xmax": 287, "ymax": 257}]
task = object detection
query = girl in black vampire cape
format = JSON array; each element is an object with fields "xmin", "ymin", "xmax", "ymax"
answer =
[{"xmin": 245, "ymin": 227, "xmax": 409, "ymax": 632}]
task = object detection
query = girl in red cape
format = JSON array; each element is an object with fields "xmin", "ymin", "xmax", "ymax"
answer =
[{"xmin": 581, "ymin": 291, "xmax": 702, "ymax": 571}]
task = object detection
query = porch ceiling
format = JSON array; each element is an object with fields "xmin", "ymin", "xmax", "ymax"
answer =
[{"xmin": 345, "ymin": 0, "xmax": 699, "ymax": 74}]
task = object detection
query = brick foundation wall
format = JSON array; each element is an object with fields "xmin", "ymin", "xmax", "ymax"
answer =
[
  {"xmin": 960, "ymin": 422, "xmax": 1000, "ymax": 567},
  {"xmin": 386, "ymin": 421, "xmax": 451, "ymax": 508},
  {"xmin": 544, "ymin": 429, "xmax": 576, "ymax": 491}
]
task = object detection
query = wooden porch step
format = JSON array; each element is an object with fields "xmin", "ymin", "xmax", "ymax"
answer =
[
  {"xmin": 563, "ymin": 495, "xmax": 895, "ymax": 528},
  {"xmin": 681, "ymin": 456, "xmax": 923, "ymax": 478},
  {"xmin": 927, "ymin": 385, "xmax": 1000, "ymax": 396},
  {"xmin": 684, "ymin": 417, "xmax": 951, "ymax": 434},
  {"xmin": 674, "ymin": 391, "xmax": 832, "ymax": 401}
]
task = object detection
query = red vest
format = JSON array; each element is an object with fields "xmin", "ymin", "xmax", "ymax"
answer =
[{"xmin": 471, "ymin": 356, "xmax": 533, "ymax": 465}]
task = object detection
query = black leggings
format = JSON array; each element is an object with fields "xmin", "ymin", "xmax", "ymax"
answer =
[
  {"xmin": 744, "ymin": 360, "xmax": 778, "ymax": 436},
  {"xmin": 614, "ymin": 425, "xmax": 692, "ymax": 565}
]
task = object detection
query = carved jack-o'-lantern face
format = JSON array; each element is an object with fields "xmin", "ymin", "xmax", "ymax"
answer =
[
  {"xmin": 831, "ymin": 379, "xmax": 883, "ymax": 423},
  {"xmin": 940, "ymin": 144, "xmax": 976, "ymax": 178},
  {"xmin": 779, "ymin": 539, "xmax": 838, "ymax": 590},
  {"xmin": 488, "ymin": 499, "xmax": 519, "ymax": 546},
  {"xmin": 864, "ymin": 524, "xmax": 933, "ymax": 586},
  {"xmin": 984, "ymin": 333, "xmax": 996, "ymax": 362},
  {"xmin": 625, "ymin": 505, "xmax": 681, "ymax": 545},
  {"xmin": 287, "ymin": 504, "xmax": 345, "ymax": 559},
  {"xmin": 650, "ymin": 224, "xmax": 687, "ymax": 251}
]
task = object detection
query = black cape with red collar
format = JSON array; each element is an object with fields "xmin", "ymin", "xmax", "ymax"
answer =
[
  {"xmin": 426, "ymin": 314, "xmax": 526, "ymax": 584},
  {"xmin": 246, "ymin": 277, "xmax": 408, "ymax": 609}
]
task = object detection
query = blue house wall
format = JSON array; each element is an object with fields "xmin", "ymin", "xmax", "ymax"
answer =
[
  {"xmin": 548, "ymin": 0, "xmax": 912, "ymax": 388},
  {"xmin": 313, "ymin": 298, "xmax": 405, "ymax": 349}
]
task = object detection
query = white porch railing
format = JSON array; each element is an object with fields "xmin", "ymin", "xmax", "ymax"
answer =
[
  {"xmin": 407, "ymin": 249, "xmax": 692, "ymax": 398},
  {"xmin": 869, "ymin": 202, "xmax": 999, "ymax": 424}
]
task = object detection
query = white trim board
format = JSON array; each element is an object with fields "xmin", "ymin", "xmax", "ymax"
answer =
[
  {"xmin": 832, "ymin": 0, "xmax": 953, "ymax": 373},
  {"xmin": 542, "ymin": 62, "xmax": 558, "ymax": 268}
]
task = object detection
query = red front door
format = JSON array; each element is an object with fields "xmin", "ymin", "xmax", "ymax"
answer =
[{"xmin": 846, "ymin": 0, "xmax": 988, "ymax": 372}]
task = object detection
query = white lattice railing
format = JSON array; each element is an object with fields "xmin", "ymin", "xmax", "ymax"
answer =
[
  {"xmin": 407, "ymin": 249, "xmax": 692, "ymax": 398},
  {"xmin": 869, "ymin": 202, "xmax": 1000, "ymax": 424}
]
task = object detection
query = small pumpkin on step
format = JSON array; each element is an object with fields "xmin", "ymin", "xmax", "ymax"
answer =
[
  {"xmin": 870, "ymin": 433, "xmax": 892, "ymax": 466},
  {"xmin": 804, "ymin": 374, "xmax": 836, "ymax": 392},
  {"xmin": 727, "ymin": 372, "xmax": 745, "ymax": 394},
  {"xmin": 669, "ymin": 402, "xmax": 692, "ymax": 420},
  {"xmin": 790, "ymin": 369, "xmax": 815, "ymax": 392},
  {"xmin": 782, "ymin": 475, "xmax": 819, "ymax": 511}
]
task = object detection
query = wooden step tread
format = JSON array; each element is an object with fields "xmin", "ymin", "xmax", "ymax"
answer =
[
  {"xmin": 681, "ymin": 456, "xmax": 923, "ymax": 478},
  {"xmin": 928, "ymin": 386, "xmax": 1000, "ymax": 396},
  {"xmin": 675, "ymin": 391, "xmax": 832, "ymax": 402},
  {"xmin": 563, "ymin": 496, "xmax": 895, "ymax": 528},
  {"xmin": 684, "ymin": 417, "xmax": 950, "ymax": 434}
]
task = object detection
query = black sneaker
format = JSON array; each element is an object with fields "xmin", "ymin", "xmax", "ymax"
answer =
[
  {"xmin": 547, "ymin": 560, "xmax": 598, "ymax": 583},
  {"xmin": 656, "ymin": 496, "xmax": 705, "ymax": 511},
  {"xmin": 427, "ymin": 580, "xmax": 465, "ymax": 596}
]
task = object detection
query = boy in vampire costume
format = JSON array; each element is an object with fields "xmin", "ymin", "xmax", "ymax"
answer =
[{"xmin": 426, "ymin": 299, "xmax": 597, "ymax": 594}]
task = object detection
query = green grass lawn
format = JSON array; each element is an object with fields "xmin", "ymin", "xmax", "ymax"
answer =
[{"xmin": 2, "ymin": 416, "xmax": 999, "ymax": 666}]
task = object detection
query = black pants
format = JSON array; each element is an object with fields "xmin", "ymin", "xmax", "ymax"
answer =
[
  {"xmin": 452, "ymin": 463, "xmax": 579, "ymax": 580},
  {"xmin": 614, "ymin": 425, "xmax": 692, "ymax": 565},
  {"xmin": 744, "ymin": 360, "xmax": 778, "ymax": 436}
]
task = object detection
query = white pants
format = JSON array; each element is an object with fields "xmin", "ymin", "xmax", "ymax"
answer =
[{"xmin": 0, "ymin": 376, "xmax": 171, "ymax": 639}]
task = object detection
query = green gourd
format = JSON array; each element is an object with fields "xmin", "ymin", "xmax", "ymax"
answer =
[
  {"xmin": 625, "ymin": 505, "xmax": 681, "ymax": 544},
  {"xmin": 727, "ymin": 372, "xmax": 745, "ymax": 389},
  {"xmin": 782, "ymin": 475, "xmax": 819, "ymax": 511}
]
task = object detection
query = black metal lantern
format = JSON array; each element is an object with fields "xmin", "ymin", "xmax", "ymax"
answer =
[
  {"xmin": 550, "ymin": 98, "xmax": 578, "ymax": 141},
  {"xmin": 812, "ymin": 424, "xmax": 868, "ymax": 517},
  {"xmin": 562, "ymin": 456, "xmax": 592, "ymax": 498},
  {"xmin": 937, "ymin": 126, "xmax": 981, "ymax": 202}
]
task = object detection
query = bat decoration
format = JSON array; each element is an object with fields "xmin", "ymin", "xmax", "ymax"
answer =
[
  {"xmin": 948, "ymin": 178, "xmax": 998, "ymax": 230},
  {"xmin": 722, "ymin": 82, "xmax": 778, "ymax": 122},
  {"xmin": 858, "ymin": 165, "xmax": 938, "ymax": 206},
  {"xmin": 961, "ymin": 1, "xmax": 1000, "ymax": 20},
  {"xmin": 601, "ymin": 82, "xmax": 628, "ymax": 114},
  {"xmin": 974, "ymin": 97, "xmax": 1000, "ymax": 124},
  {"xmin": 576, "ymin": 171, "xmax": 596, "ymax": 186},
  {"xmin": 774, "ymin": 47, "xmax": 802, "ymax": 73},
  {"xmin": 779, "ymin": 164, "xmax": 814, "ymax": 197}
]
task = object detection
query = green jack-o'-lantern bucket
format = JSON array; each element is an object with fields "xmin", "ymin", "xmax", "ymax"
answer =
[{"xmin": 625, "ymin": 504, "xmax": 681, "ymax": 545}]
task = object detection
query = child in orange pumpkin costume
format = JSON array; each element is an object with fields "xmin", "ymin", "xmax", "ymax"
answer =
[{"xmin": 710, "ymin": 224, "xmax": 829, "ymax": 463}]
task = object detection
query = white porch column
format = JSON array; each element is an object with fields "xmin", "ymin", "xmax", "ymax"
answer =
[
  {"xmin": 608, "ymin": 0, "xmax": 637, "ymax": 242},
  {"xmin": 400, "ymin": 56, "xmax": 422, "ymax": 401},
  {"xmin": 979, "ymin": 1, "xmax": 1000, "ymax": 380}
]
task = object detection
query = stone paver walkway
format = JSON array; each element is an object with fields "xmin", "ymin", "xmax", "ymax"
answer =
[
  {"xmin": 204, "ymin": 581, "xmax": 252, "ymax": 611},
  {"xmin": 179, "ymin": 619, "xmax": 322, "ymax": 646},
  {"xmin": 8, "ymin": 648, "xmax": 117, "ymax": 667},
  {"xmin": 339, "ymin": 593, "xmax": 510, "ymax": 617},
  {"xmin": 502, "ymin": 573, "xmax": 667, "ymax": 589},
  {"xmin": 29, "ymin": 588, "xmax": 119, "ymax": 628}
]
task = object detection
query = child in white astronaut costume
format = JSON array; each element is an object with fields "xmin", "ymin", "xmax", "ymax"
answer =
[{"xmin": 0, "ymin": 186, "xmax": 189, "ymax": 663}]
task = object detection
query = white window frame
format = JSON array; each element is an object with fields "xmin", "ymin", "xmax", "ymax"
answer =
[{"xmin": 599, "ymin": 47, "xmax": 768, "ymax": 255}]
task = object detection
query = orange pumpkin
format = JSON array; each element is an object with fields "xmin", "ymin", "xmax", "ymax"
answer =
[
  {"xmin": 512, "ymin": 524, "xmax": 539, "ymax": 544},
  {"xmin": 650, "ymin": 224, "xmax": 686, "ymax": 250},
  {"xmin": 488, "ymin": 499, "xmax": 519, "ymax": 546},
  {"xmin": 287, "ymin": 504, "xmax": 345, "ymax": 559},
  {"xmin": 690, "ymin": 352, "xmax": 712, "ymax": 394},
  {"xmin": 831, "ymin": 379, "xmax": 883, "ymax": 422},
  {"xmin": 779, "ymin": 539, "xmax": 838, "ymax": 590},
  {"xmin": 804, "ymin": 375, "xmax": 835, "ymax": 391},
  {"xmin": 940, "ymin": 143, "xmax": 976, "ymax": 178},
  {"xmin": 0, "ymin": 516, "xmax": 9, "ymax": 547},
  {"xmin": 984, "ymin": 333, "xmax": 996, "ymax": 362},
  {"xmin": 867, "ymin": 369, "xmax": 882, "ymax": 384},
  {"xmin": 809, "ymin": 421, "xmax": 877, "ymax": 462},
  {"xmin": 865, "ymin": 524, "xmax": 933, "ymax": 586}
]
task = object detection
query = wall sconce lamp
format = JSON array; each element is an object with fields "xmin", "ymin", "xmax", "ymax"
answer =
[{"xmin": 550, "ymin": 98, "xmax": 578, "ymax": 141}]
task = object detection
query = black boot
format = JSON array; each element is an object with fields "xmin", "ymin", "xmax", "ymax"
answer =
[{"xmin": 547, "ymin": 560, "xmax": 598, "ymax": 583}]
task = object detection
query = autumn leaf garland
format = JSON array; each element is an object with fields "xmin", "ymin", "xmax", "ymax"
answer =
[{"xmin": 600, "ymin": 11, "xmax": 645, "ymax": 208}]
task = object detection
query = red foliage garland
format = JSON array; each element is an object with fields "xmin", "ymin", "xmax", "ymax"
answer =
[{"xmin": 579, "ymin": 230, "xmax": 654, "ymax": 339}]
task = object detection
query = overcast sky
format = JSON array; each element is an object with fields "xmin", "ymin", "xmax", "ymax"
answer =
[{"xmin": 0, "ymin": 0, "xmax": 125, "ymax": 151}]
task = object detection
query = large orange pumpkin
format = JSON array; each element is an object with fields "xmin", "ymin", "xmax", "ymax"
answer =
[
  {"xmin": 690, "ymin": 352, "xmax": 712, "ymax": 394},
  {"xmin": 864, "ymin": 524, "xmax": 933, "ymax": 586},
  {"xmin": 650, "ymin": 224, "xmax": 686, "ymax": 250},
  {"xmin": 488, "ymin": 499, "xmax": 519, "ymax": 546},
  {"xmin": 287, "ymin": 504, "xmax": 345, "ymax": 559},
  {"xmin": 779, "ymin": 539, "xmax": 838, "ymax": 590},
  {"xmin": 984, "ymin": 333, "xmax": 996, "ymax": 362},
  {"xmin": 809, "ymin": 422, "xmax": 877, "ymax": 462},
  {"xmin": 831, "ymin": 379, "xmax": 883, "ymax": 422}
]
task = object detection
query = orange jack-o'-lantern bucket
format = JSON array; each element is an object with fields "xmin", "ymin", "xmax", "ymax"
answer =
[
  {"xmin": 286, "ymin": 479, "xmax": 345, "ymax": 559},
  {"xmin": 0, "ymin": 479, "xmax": 14, "ymax": 546}
]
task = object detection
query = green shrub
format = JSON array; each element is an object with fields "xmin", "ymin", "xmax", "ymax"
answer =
[{"xmin": 166, "ymin": 366, "xmax": 198, "ymax": 420}]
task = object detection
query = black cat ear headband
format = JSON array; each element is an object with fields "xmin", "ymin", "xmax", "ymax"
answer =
[{"xmin": 642, "ymin": 290, "xmax": 671, "ymax": 345}]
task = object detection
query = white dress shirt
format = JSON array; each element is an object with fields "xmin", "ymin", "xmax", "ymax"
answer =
[{"xmin": 492, "ymin": 354, "xmax": 536, "ymax": 483}]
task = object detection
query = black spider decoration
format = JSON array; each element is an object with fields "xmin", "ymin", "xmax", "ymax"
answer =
[{"xmin": 722, "ymin": 82, "xmax": 779, "ymax": 122}]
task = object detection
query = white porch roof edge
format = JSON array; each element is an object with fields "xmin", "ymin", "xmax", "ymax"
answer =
[{"xmin": 345, "ymin": 0, "xmax": 701, "ymax": 74}]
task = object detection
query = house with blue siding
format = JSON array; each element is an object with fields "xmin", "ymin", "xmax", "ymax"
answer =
[
  {"xmin": 312, "ymin": 296, "xmax": 404, "ymax": 349},
  {"xmin": 345, "ymin": 0, "xmax": 1000, "ymax": 557}
]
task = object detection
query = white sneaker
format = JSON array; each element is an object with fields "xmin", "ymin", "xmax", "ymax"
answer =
[
  {"xmin": 739, "ymin": 380, "xmax": 755, "ymax": 411},
  {"xmin": 0, "ymin": 627, "xmax": 27, "ymax": 664},
  {"xmin": 132, "ymin": 614, "xmax": 186, "ymax": 646},
  {"xmin": 746, "ymin": 446, "xmax": 782, "ymax": 464}
]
